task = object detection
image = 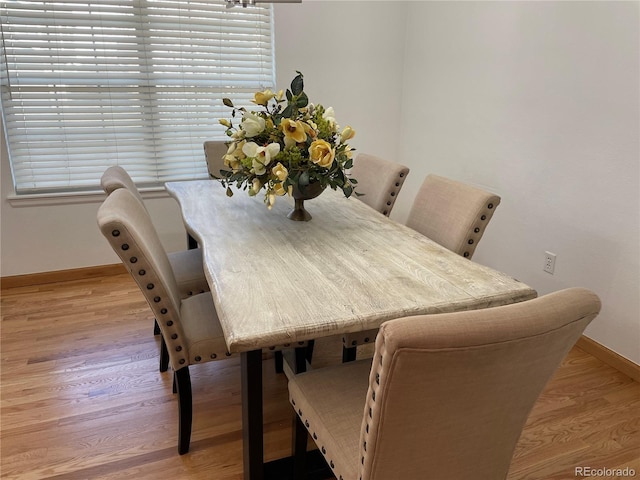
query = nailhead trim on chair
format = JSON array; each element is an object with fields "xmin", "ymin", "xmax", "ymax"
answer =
[
  {"xmin": 110, "ymin": 228, "xmax": 192, "ymax": 368},
  {"xmin": 381, "ymin": 171, "xmax": 407, "ymax": 217},
  {"xmin": 290, "ymin": 398, "xmax": 344, "ymax": 480},
  {"xmin": 462, "ymin": 201, "xmax": 496, "ymax": 259},
  {"xmin": 358, "ymin": 345, "xmax": 388, "ymax": 479},
  {"xmin": 114, "ymin": 228, "xmax": 257, "ymax": 364}
]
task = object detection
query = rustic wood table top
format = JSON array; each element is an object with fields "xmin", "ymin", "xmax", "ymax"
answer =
[{"xmin": 166, "ymin": 180, "xmax": 537, "ymax": 354}]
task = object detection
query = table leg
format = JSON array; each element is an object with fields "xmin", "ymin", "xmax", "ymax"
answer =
[
  {"xmin": 243, "ymin": 346, "xmax": 332, "ymax": 480},
  {"xmin": 241, "ymin": 349, "xmax": 264, "ymax": 480}
]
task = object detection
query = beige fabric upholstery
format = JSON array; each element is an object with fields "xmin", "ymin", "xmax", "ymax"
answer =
[
  {"xmin": 100, "ymin": 165, "xmax": 209, "ymax": 298},
  {"xmin": 407, "ymin": 174, "xmax": 500, "ymax": 259},
  {"xmin": 350, "ymin": 153, "xmax": 410, "ymax": 216},
  {"xmin": 101, "ymin": 165, "xmax": 146, "ymax": 207},
  {"xmin": 97, "ymin": 188, "xmax": 230, "ymax": 371},
  {"xmin": 290, "ymin": 288, "xmax": 601, "ymax": 480},
  {"xmin": 343, "ymin": 174, "xmax": 501, "ymax": 351},
  {"xmin": 204, "ymin": 140, "xmax": 228, "ymax": 178}
]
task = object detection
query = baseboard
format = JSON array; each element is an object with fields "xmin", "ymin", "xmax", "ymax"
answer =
[
  {"xmin": 576, "ymin": 336, "xmax": 640, "ymax": 383},
  {"xmin": 1, "ymin": 264, "xmax": 126, "ymax": 290}
]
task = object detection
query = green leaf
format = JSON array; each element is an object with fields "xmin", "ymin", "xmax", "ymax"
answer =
[
  {"xmin": 286, "ymin": 89, "xmax": 293, "ymax": 101},
  {"xmin": 343, "ymin": 183, "xmax": 354, "ymax": 198},
  {"xmin": 344, "ymin": 158, "xmax": 353, "ymax": 170},
  {"xmin": 226, "ymin": 187, "xmax": 234, "ymax": 197},
  {"xmin": 296, "ymin": 92, "xmax": 308, "ymax": 108},
  {"xmin": 223, "ymin": 98, "xmax": 234, "ymax": 107},
  {"xmin": 291, "ymin": 73, "xmax": 304, "ymax": 96},
  {"xmin": 281, "ymin": 104, "xmax": 293, "ymax": 118}
]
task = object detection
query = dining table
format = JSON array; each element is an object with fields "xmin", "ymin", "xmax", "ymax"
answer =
[{"xmin": 165, "ymin": 179, "xmax": 537, "ymax": 480}]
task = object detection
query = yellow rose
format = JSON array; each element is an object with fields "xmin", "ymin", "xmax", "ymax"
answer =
[
  {"xmin": 309, "ymin": 139, "xmax": 335, "ymax": 168},
  {"xmin": 281, "ymin": 119, "xmax": 307, "ymax": 147},
  {"xmin": 275, "ymin": 89, "xmax": 285, "ymax": 101},
  {"xmin": 252, "ymin": 89, "xmax": 275, "ymax": 106},
  {"xmin": 271, "ymin": 162, "xmax": 288, "ymax": 182},
  {"xmin": 340, "ymin": 126, "xmax": 355, "ymax": 142}
]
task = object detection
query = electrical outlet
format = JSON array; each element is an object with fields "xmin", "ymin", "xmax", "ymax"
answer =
[{"xmin": 544, "ymin": 251, "xmax": 556, "ymax": 274}]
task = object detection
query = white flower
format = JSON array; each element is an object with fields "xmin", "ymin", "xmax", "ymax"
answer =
[
  {"xmin": 243, "ymin": 142, "xmax": 281, "ymax": 175},
  {"xmin": 323, "ymin": 107, "xmax": 337, "ymax": 129},
  {"xmin": 241, "ymin": 112, "xmax": 266, "ymax": 137}
]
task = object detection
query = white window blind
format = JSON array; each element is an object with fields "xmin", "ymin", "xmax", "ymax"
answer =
[{"xmin": 0, "ymin": 0, "xmax": 274, "ymax": 194}]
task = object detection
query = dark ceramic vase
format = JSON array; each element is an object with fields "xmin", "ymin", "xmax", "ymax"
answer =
[{"xmin": 287, "ymin": 181, "xmax": 326, "ymax": 221}]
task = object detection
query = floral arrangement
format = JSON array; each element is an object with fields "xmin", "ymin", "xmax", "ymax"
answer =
[{"xmin": 216, "ymin": 72, "xmax": 358, "ymax": 208}]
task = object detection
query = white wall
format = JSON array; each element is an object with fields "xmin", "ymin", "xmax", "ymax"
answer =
[
  {"xmin": 1, "ymin": 1, "xmax": 638, "ymax": 364},
  {"xmin": 273, "ymin": 1, "xmax": 408, "ymax": 166},
  {"xmin": 396, "ymin": 1, "xmax": 639, "ymax": 363}
]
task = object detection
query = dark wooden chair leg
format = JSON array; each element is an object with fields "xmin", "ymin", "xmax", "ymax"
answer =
[
  {"xmin": 175, "ymin": 366, "xmax": 192, "ymax": 455},
  {"xmin": 172, "ymin": 371, "xmax": 177, "ymax": 394},
  {"xmin": 342, "ymin": 344, "xmax": 357, "ymax": 363},
  {"xmin": 187, "ymin": 233, "xmax": 198, "ymax": 250},
  {"xmin": 294, "ymin": 346, "xmax": 307, "ymax": 374},
  {"xmin": 153, "ymin": 319, "xmax": 161, "ymax": 335},
  {"xmin": 292, "ymin": 414, "xmax": 308, "ymax": 480},
  {"xmin": 305, "ymin": 339, "xmax": 315, "ymax": 364},
  {"xmin": 159, "ymin": 335, "xmax": 169, "ymax": 373},
  {"xmin": 274, "ymin": 350, "xmax": 284, "ymax": 373}
]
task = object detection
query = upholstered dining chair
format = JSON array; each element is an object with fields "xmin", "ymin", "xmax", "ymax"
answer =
[
  {"xmin": 342, "ymin": 174, "xmax": 501, "ymax": 362},
  {"xmin": 289, "ymin": 288, "xmax": 601, "ymax": 480},
  {"xmin": 350, "ymin": 153, "xmax": 410, "ymax": 216},
  {"xmin": 203, "ymin": 140, "xmax": 228, "ymax": 179},
  {"xmin": 101, "ymin": 166, "xmax": 209, "ymax": 373},
  {"xmin": 98, "ymin": 188, "xmax": 308, "ymax": 454},
  {"xmin": 406, "ymin": 174, "xmax": 501, "ymax": 259}
]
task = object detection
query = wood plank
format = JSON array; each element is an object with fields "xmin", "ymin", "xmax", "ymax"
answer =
[{"xmin": 1, "ymin": 273, "xmax": 638, "ymax": 480}]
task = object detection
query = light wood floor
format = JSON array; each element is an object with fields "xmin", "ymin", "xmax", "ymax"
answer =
[{"xmin": 1, "ymin": 273, "xmax": 638, "ymax": 479}]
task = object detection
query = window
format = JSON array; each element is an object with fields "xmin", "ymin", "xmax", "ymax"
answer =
[{"xmin": 0, "ymin": 1, "xmax": 274, "ymax": 194}]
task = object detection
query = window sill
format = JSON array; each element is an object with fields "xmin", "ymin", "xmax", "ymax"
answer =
[{"xmin": 6, "ymin": 187, "xmax": 170, "ymax": 207}]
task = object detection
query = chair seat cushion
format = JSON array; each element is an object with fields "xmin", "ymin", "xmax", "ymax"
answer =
[
  {"xmin": 180, "ymin": 292, "xmax": 232, "ymax": 363},
  {"xmin": 168, "ymin": 248, "xmax": 209, "ymax": 298},
  {"xmin": 288, "ymin": 359, "xmax": 372, "ymax": 480}
]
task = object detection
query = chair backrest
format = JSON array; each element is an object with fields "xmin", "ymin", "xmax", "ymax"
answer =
[
  {"xmin": 100, "ymin": 165, "xmax": 146, "ymax": 208},
  {"xmin": 97, "ymin": 188, "xmax": 189, "ymax": 371},
  {"xmin": 359, "ymin": 287, "xmax": 601, "ymax": 480},
  {"xmin": 406, "ymin": 174, "xmax": 500, "ymax": 259},
  {"xmin": 350, "ymin": 153, "xmax": 410, "ymax": 216},
  {"xmin": 203, "ymin": 140, "xmax": 228, "ymax": 178}
]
